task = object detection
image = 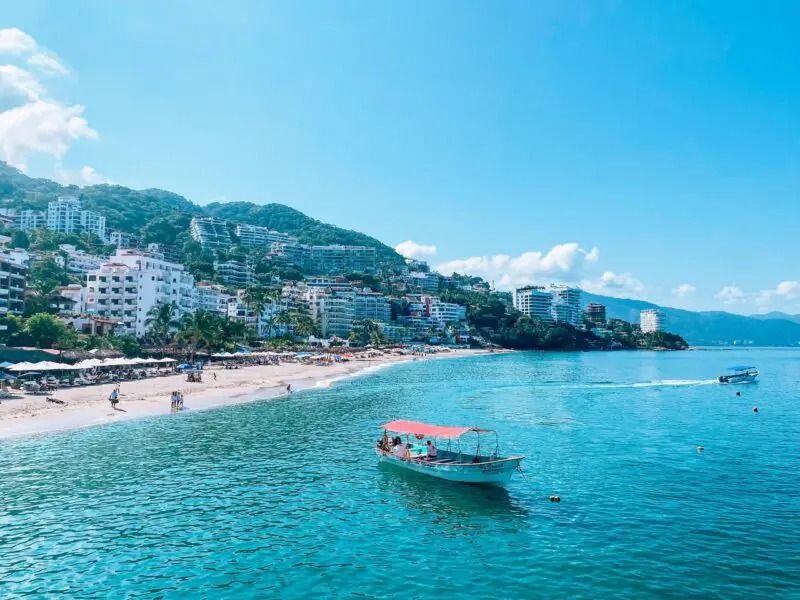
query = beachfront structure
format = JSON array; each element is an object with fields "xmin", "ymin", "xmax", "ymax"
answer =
[
  {"xmin": 213, "ymin": 259, "xmax": 255, "ymax": 287},
  {"xmin": 640, "ymin": 309, "xmax": 666, "ymax": 333},
  {"xmin": 406, "ymin": 271, "xmax": 440, "ymax": 294},
  {"xmin": 85, "ymin": 249, "xmax": 195, "ymax": 337},
  {"xmin": 551, "ymin": 285, "xmax": 582, "ymax": 328},
  {"xmin": 226, "ymin": 291, "xmax": 282, "ymax": 336},
  {"xmin": 190, "ymin": 217, "xmax": 232, "ymax": 250},
  {"xmin": 108, "ymin": 231, "xmax": 138, "ymax": 247},
  {"xmin": 0, "ymin": 247, "xmax": 30, "ymax": 268},
  {"xmin": 55, "ymin": 244, "xmax": 107, "ymax": 274},
  {"xmin": 379, "ymin": 323, "xmax": 414, "ymax": 343},
  {"xmin": 17, "ymin": 209, "xmax": 45, "ymax": 231},
  {"xmin": 354, "ymin": 291, "xmax": 392, "ymax": 322},
  {"xmin": 427, "ymin": 297, "xmax": 467, "ymax": 325},
  {"xmin": 308, "ymin": 287, "xmax": 355, "ymax": 338},
  {"xmin": 585, "ymin": 303, "xmax": 607, "ymax": 326},
  {"xmin": 0, "ymin": 255, "xmax": 27, "ymax": 316},
  {"xmin": 194, "ymin": 281, "xmax": 234, "ymax": 316},
  {"xmin": 45, "ymin": 196, "xmax": 107, "ymax": 240},
  {"xmin": 513, "ymin": 286, "xmax": 554, "ymax": 323},
  {"xmin": 310, "ymin": 245, "xmax": 376, "ymax": 275},
  {"xmin": 235, "ymin": 224, "xmax": 297, "ymax": 248}
]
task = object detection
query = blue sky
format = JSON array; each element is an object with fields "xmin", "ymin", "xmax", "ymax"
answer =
[{"xmin": 2, "ymin": 1, "xmax": 799, "ymax": 314}]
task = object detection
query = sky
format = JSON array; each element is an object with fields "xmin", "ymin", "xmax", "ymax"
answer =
[{"xmin": 1, "ymin": 1, "xmax": 799, "ymax": 314}]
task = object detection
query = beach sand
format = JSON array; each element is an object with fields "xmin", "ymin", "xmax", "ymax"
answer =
[{"xmin": 0, "ymin": 349, "xmax": 488, "ymax": 440}]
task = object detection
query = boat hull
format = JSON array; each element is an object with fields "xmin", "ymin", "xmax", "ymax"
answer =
[
  {"xmin": 718, "ymin": 373, "xmax": 759, "ymax": 384},
  {"xmin": 376, "ymin": 449, "xmax": 523, "ymax": 486}
]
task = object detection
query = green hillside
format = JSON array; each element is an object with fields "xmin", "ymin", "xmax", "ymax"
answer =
[{"xmin": 0, "ymin": 161, "xmax": 404, "ymax": 268}]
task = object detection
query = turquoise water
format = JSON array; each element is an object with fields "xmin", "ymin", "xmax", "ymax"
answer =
[{"xmin": 1, "ymin": 350, "xmax": 799, "ymax": 598}]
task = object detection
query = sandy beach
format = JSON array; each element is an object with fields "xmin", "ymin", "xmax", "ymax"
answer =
[{"xmin": 0, "ymin": 349, "xmax": 488, "ymax": 440}]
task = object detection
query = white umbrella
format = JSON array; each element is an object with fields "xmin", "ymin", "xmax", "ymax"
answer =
[
  {"xmin": 8, "ymin": 362, "xmax": 35, "ymax": 372},
  {"xmin": 158, "ymin": 358, "xmax": 177, "ymax": 363}
]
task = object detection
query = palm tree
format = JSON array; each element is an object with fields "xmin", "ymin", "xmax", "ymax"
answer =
[
  {"xmin": 176, "ymin": 310, "xmax": 222, "ymax": 360},
  {"xmin": 242, "ymin": 285, "xmax": 282, "ymax": 337},
  {"xmin": 145, "ymin": 302, "xmax": 180, "ymax": 344}
]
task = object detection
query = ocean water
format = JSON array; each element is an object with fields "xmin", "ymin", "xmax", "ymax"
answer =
[{"xmin": 1, "ymin": 350, "xmax": 799, "ymax": 599}]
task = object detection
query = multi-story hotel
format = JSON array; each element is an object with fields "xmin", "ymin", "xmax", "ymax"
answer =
[
  {"xmin": 427, "ymin": 297, "xmax": 467, "ymax": 325},
  {"xmin": 55, "ymin": 244, "xmax": 107, "ymax": 274},
  {"xmin": 513, "ymin": 286, "xmax": 554, "ymax": 323},
  {"xmin": 45, "ymin": 196, "xmax": 106, "ymax": 240},
  {"xmin": 108, "ymin": 231, "xmax": 138, "ymax": 247},
  {"xmin": 194, "ymin": 281, "xmax": 233, "ymax": 316},
  {"xmin": 640, "ymin": 309, "xmax": 666, "ymax": 333},
  {"xmin": 310, "ymin": 245, "xmax": 376, "ymax": 275},
  {"xmin": 0, "ymin": 255, "xmax": 27, "ymax": 317},
  {"xmin": 354, "ymin": 291, "xmax": 392, "ymax": 322},
  {"xmin": 585, "ymin": 303, "xmax": 607, "ymax": 325},
  {"xmin": 235, "ymin": 224, "xmax": 297, "ymax": 248},
  {"xmin": 405, "ymin": 271, "xmax": 440, "ymax": 294},
  {"xmin": 190, "ymin": 217, "xmax": 232, "ymax": 250},
  {"xmin": 85, "ymin": 249, "xmax": 195, "ymax": 337},
  {"xmin": 308, "ymin": 287, "xmax": 355, "ymax": 339},
  {"xmin": 268, "ymin": 242, "xmax": 312, "ymax": 271},
  {"xmin": 550, "ymin": 285, "xmax": 582, "ymax": 328},
  {"xmin": 17, "ymin": 209, "xmax": 45, "ymax": 231},
  {"xmin": 213, "ymin": 259, "xmax": 255, "ymax": 288}
]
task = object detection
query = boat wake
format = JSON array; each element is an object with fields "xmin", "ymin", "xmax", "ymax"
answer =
[{"xmin": 594, "ymin": 379, "xmax": 718, "ymax": 389}]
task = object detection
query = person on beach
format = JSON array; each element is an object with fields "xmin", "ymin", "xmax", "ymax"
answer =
[
  {"xmin": 170, "ymin": 391, "xmax": 176, "ymax": 410},
  {"xmin": 212, "ymin": 372, "xmax": 217, "ymax": 381},
  {"xmin": 178, "ymin": 392, "xmax": 184, "ymax": 410},
  {"xmin": 109, "ymin": 389, "xmax": 119, "ymax": 409},
  {"xmin": 286, "ymin": 383, "xmax": 292, "ymax": 395}
]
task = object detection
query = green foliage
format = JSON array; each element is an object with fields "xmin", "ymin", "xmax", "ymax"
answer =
[
  {"xmin": 9, "ymin": 229, "xmax": 29, "ymax": 249},
  {"xmin": 352, "ymin": 319, "xmax": 384, "ymax": 345},
  {"xmin": 176, "ymin": 310, "xmax": 223, "ymax": 357},
  {"xmin": 24, "ymin": 313, "xmax": 70, "ymax": 349},
  {"xmin": 0, "ymin": 314, "xmax": 25, "ymax": 345},
  {"xmin": 145, "ymin": 303, "xmax": 180, "ymax": 344},
  {"xmin": 28, "ymin": 257, "xmax": 69, "ymax": 296}
]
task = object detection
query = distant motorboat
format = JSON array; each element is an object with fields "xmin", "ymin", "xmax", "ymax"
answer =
[
  {"xmin": 718, "ymin": 366, "xmax": 759, "ymax": 384},
  {"xmin": 375, "ymin": 420, "xmax": 524, "ymax": 487}
]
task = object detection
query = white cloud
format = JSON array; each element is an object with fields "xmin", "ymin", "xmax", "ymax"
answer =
[
  {"xmin": 756, "ymin": 280, "xmax": 800, "ymax": 306},
  {"xmin": 27, "ymin": 52, "xmax": 68, "ymax": 75},
  {"xmin": 395, "ymin": 240, "xmax": 437, "ymax": 260},
  {"xmin": 715, "ymin": 285, "xmax": 744, "ymax": 304},
  {"xmin": 672, "ymin": 283, "xmax": 696, "ymax": 297},
  {"xmin": 54, "ymin": 164, "xmax": 115, "ymax": 187},
  {"xmin": 0, "ymin": 28, "xmax": 37, "ymax": 55},
  {"xmin": 581, "ymin": 271, "xmax": 646, "ymax": 298},
  {"xmin": 0, "ymin": 27, "xmax": 101, "ymax": 179},
  {"xmin": 435, "ymin": 242, "xmax": 599, "ymax": 289}
]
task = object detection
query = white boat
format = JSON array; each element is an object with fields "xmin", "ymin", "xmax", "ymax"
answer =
[
  {"xmin": 718, "ymin": 366, "xmax": 759, "ymax": 384},
  {"xmin": 375, "ymin": 420, "xmax": 524, "ymax": 487}
]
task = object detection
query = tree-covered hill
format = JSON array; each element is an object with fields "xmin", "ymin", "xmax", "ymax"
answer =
[
  {"xmin": 0, "ymin": 162, "xmax": 404, "ymax": 268},
  {"xmin": 205, "ymin": 201, "xmax": 403, "ymax": 268}
]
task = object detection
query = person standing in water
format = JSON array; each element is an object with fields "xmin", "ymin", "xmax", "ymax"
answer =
[{"xmin": 286, "ymin": 383, "xmax": 292, "ymax": 395}]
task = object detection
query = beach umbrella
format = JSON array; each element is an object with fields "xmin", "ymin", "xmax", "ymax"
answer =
[
  {"xmin": 8, "ymin": 362, "xmax": 35, "ymax": 372},
  {"xmin": 0, "ymin": 361, "xmax": 14, "ymax": 369},
  {"xmin": 19, "ymin": 372, "xmax": 43, "ymax": 378}
]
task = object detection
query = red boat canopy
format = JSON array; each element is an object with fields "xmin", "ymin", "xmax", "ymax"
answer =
[{"xmin": 380, "ymin": 420, "xmax": 477, "ymax": 438}]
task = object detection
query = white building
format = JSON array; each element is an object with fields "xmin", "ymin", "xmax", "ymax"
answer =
[
  {"xmin": 235, "ymin": 224, "xmax": 297, "ymax": 248},
  {"xmin": 194, "ymin": 281, "xmax": 233, "ymax": 316},
  {"xmin": 55, "ymin": 244, "xmax": 106, "ymax": 274},
  {"xmin": 310, "ymin": 245, "xmax": 376, "ymax": 274},
  {"xmin": 17, "ymin": 210, "xmax": 45, "ymax": 231},
  {"xmin": 47, "ymin": 196, "xmax": 82, "ymax": 233},
  {"xmin": 308, "ymin": 287, "xmax": 355, "ymax": 339},
  {"xmin": 513, "ymin": 286, "xmax": 554, "ymax": 323},
  {"xmin": 550, "ymin": 284, "xmax": 582, "ymax": 328},
  {"xmin": 405, "ymin": 271, "xmax": 439, "ymax": 294},
  {"xmin": 85, "ymin": 249, "xmax": 195, "ymax": 337},
  {"xmin": 640, "ymin": 309, "xmax": 666, "ymax": 333},
  {"xmin": 427, "ymin": 297, "xmax": 467, "ymax": 325},
  {"xmin": 0, "ymin": 256, "xmax": 26, "ymax": 316},
  {"xmin": 354, "ymin": 291, "xmax": 391, "ymax": 322},
  {"xmin": 55, "ymin": 284, "xmax": 87, "ymax": 315},
  {"xmin": 108, "ymin": 231, "xmax": 137, "ymax": 247},
  {"xmin": 379, "ymin": 323, "xmax": 413, "ymax": 343},
  {"xmin": 190, "ymin": 217, "xmax": 232, "ymax": 250},
  {"xmin": 45, "ymin": 196, "xmax": 106, "ymax": 239},
  {"xmin": 214, "ymin": 259, "xmax": 255, "ymax": 287}
]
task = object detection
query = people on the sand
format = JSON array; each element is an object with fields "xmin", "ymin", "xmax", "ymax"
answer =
[
  {"xmin": 426, "ymin": 439, "xmax": 437, "ymax": 459},
  {"xmin": 109, "ymin": 389, "xmax": 119, "ymax": 409},
  {"xmin": 286, "ymin": 384, "xmax": 292, "ymax": 395}
]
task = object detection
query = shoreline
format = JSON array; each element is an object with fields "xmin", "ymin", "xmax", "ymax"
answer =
[{"xmin": 0, "ymin": 349, "xmax": 493, "ymax": 441}]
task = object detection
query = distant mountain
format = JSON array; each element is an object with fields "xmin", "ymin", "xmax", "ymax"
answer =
[
  {"xmin": 582, "ymin": 292, "xmax": 800, "ymax": 346},
  {"xmin": 0, "ymin": 161, "xmax": 404, "ymax": 268},
  {"xmin": 750, "ymin": 311, "xmax": 800, "ymax": 325}
]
